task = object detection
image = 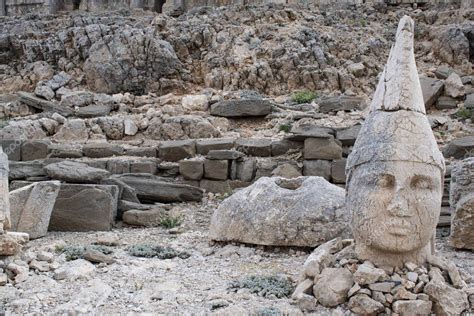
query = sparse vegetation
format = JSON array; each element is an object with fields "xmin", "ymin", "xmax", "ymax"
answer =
[
  {"xmin": 278, "ymin": 123, "xmax": 292, "ymax": 133},
  {"xmin": 56, "ymin": 245, "xmax": 113, "ymax": 261},
  {"xmin": 257, "ymin": 307, "xmax": 282, "ymax": 316},
  {"xmin": 291, "ymin": 91, "xmax": 317, "ymax": 104},
  {"xmin": 159, "ymin": 214, "xmax": 183, "ymax": 229},
  {"xmin": 456, "ymin": 107, "xmax": 474, "ymax": 120},
  {"xmin": 229, "ymin": 275, "xmax": 293, "ymax": 298},
  {"xmin": 127, "ymin": 244, "xmax": 191, "ymax": 259}
]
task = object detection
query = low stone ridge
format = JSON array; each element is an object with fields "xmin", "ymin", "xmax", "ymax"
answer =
[
  {"xmin": 210, "ymin": 100, "xmax": 272, "ymax": 117},
  {"xmin": 449, "ymin": 157, "xmax": 474, "ymax": 250},
  {"xmin": 49, "ymin": 184, "xmax": 119, "ymax": 232},
  {"xmin": 209, "ymin": 176, "xmax": 348, "ymax": 247},
  {"xmin": 9, "ymin": 181, "xmax": 61, "ymax": 239},
  {"xmin": 293, "ymin": 238, "xmax": 471, "ymax": 315},
  {"xmin": 44, "ymin": 161, "xmax": 110, "ymax": 184},
  {"xmin": 112, "ymin": 174, "xmax": 203, "ymax": 203}
]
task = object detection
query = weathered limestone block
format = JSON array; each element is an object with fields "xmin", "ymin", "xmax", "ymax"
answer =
[
  {"xmin": 49, "ymin": 184, "xmax": 119, "ymax": 232},
  {"xmin": 331, "ymin": 159, "xmax": 347, "ymax": 184},
  {"xmin": 346, "ymin": 16, "xmax": 445, "ymax": 267},
  {"xmin": 21, "ymin": 140, "xmax": 50, "ymax": 161},
  {"xmin": 304, "ymin": 137, "xmax": 342, "ymax": 160},
  {"xmin": 313, "ymin": 268, "xmax": 354, "ymax": 307},
  {"xmin": 419, "ymin": 77, "xmax": 444, "ymax": 108},
  {"xmin": 0, "ymin": 140, "xmax": 21, "ymax": 161},
  {"xmin": 0, "ymin": 147, "xmax": 10, "ymax": 231},
  {"xmin": 318, "ymin": 95, "xmax": 364, "ymax": 113},
  {"xmin": 179, "ymin": 159, "xmax": 204, "ymax": 180},
  {"xmin": 236, "ymin": 138, "xmax": 272, "ymax": 157},
  {"xmin": 303, "ymin": 160, "xmax": 331, "ymax": 180},
  {"xmin": 235, "ymin": 157, "xmax": 256, "ymax": 182},
  {"xmin": 443, "ymin": 136, "xmax": 474, "ymax": 159},
  {"xmin": 449, "ymin": 158, "xmax": 474, "ymax": 250},
  {"xmin": 83, "ymin": 143, "xmax": 124, "ymax": 158},
  {"xmin": 10, "ymin": 181, "xmax": 60, "ymax": 239},
  {"xmin": 45, "ymin": 161, "xmax": 110, "ymax": 184},
  {"xmin": 196, "ymin": 138, "xmax": 235, "ymax": 155},
  {"xmin": 204, "ymin": 159, "xmax": 228, "ymax": 180},
  {"xmin": 210, "ymin": 99, "xmax": 272, "ymax": 117},
  {"xmin": 335, "ymin": 125, "xmax": 361, "ymax": 147},
  {"xmin": 209, "ymin": 177, "xmax": 349, "ymax": 247},
  {"xmin": 159, "ymin": 140, "xmax": 196, "ymax": 162},
  {"xmin": 9, "ymin": 161, "xmax": 46, "ymax": 180}
]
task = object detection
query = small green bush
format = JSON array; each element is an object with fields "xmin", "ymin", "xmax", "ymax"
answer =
[
  {"xmin": 278, "ymin": 123, "xmax": 292, "ymax": 133},
  {"xmin": 56, "ymin": 245, "xmax": 113, "ymax": 261},
  {"xmin": 257, "ymin": 307, "xmax": 282, "ymax": 316},
  {"xmin": 229, "ymin": 275, "xmax": 293, "ymax": 298},
  {"xmin": 291, "ymin": 91, "xmax": 317, "ymax": 104},
  {"xmin": 159, "ymin": 214, "xmax": 183, "ymax": 229},
  {"xmin": 127, "ymin": 244, "xmax": 190, "ymax": 259},
  {"xmin": 456, "ymin": 107, "xmax": 474, "ymax": 120}
]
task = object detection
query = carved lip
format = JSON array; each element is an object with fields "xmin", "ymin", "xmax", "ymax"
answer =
[{"xmin": 386, "ymin": 219, "xmax": 413, "ymax": 236}]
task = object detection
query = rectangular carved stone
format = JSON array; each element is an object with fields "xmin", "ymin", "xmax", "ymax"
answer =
[
  {"xmin": 196, "ymin": 138, "xmax": 235, "ymax": 155},
  {"xmin": 304, "ymin": 137, "xmax": 342, "ymax": 160},
  {"xmin": 159, "ymin": 140, "xmax": 196, "ymax": 162},
  {"xmin": 49, "ymin": 184, "xmax": 119, "ymax": 232},
  {"xmin": 204, "ymin": 159, "xmax": 228, "ymax": 180}
]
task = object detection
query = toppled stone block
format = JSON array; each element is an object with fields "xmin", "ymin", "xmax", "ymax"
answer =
[
  {"xmin": 196, "ymin": 138, "xmax": 235, "ymax": 155},
  {"xmin": 49, "ymin": 184, "xmax": 119, "ymax": 231},
  {"xmin": 420, "ymin": 77, "xmax": 444, "ymax": 108},
  {"xmin": 112, "ymin": 174, "xmax": 203, "ymax": 203},
  {"xmin": 236, "ymin": 138, "xmax": 272, "ymax": 157},
  {"xmin": 18, "ymin": 91, "xmax": 73, "ymax": 117},
  {"xmin": 159, "ymin": 140, "xmax": 196, "ymax": 162},
  {"xmin": 9, "ymin": 161, "xmax": 46, "ymax": 180},
  {"xmin": 45, "ymin": 161, "xmax": 110, "ymax": 184},
  {"xmin": 10, "ymin": 181, "xmax": 60, "ymax": 239},
  {"xmin": 123, "ymin": 208, "xmax": 166, "ymax": 227},
  {"xmin": 304, "ymin": 137, "xmax": 342, "ymax": 160},
  {"xmin": 210, "ymin": 99, "xmax": 272, "ymax": 117}
]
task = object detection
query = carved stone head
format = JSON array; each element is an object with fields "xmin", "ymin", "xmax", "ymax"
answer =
[{"xmin": 346, "ymin": 16, "xmax": 445, "ymax": 267}]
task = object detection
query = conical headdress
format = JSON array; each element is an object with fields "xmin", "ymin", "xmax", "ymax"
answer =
[{"xmin": 346, "ymin": 16, "xmax": 445, "ymax": 181}]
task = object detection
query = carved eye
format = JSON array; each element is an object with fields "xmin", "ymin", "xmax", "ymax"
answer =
[
  {"xmin": 377, "ymin": 174, "xmax": 395, "ymax": 188},
  {"xmin": 410, "ymin": 176, "xmax": 433, "ymax": 190}
]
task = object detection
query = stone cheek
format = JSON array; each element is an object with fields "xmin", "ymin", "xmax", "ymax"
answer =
[{"xmin": 347, "ymin": 161, "xmax": 443, "ymax": 267}]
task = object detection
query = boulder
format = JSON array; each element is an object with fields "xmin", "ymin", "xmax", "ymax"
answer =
[
  {"xmin": 444, "ymin": 73, "xmax": 465, "ymax": 98},
  {"xmin": 182, "ymin": 94, "xmax": 209, "ymax": 111},
  {"xmin": 313, "ymin": 268, "xmax": 354, "ymax": 307},
  {"xmin": 112, "ymin": 174, "xmax": 203, "ymax": 203},
  {"xmin": 209, "ymin": 177, "xmax": 348, "ymax": 247},
  {"xmin": 435, "ymin": 96, "xmax": 458, "ymax": 110},
  {"xmin": 443, "ymin": 136, "xmax": 474, "ymax": 159},
  {"xmin": 210, "ymin": 99, "xmax": 272, "ymax": 117},
  {"xmin": 45, "ymin": 161, "xmax": 110, "ymax": 184},
  {"xmin": 9, "ymin": 181, "xmax": 60, "ymax": 239},
  {"xmin": 392, "ymin": 300, "xmax": 432, "ymax": 316},
  {"xmin": 34, "ymin": 84, "xmax": 55, "ymax": 100},
  {"xmin": 420, "ymin": 77, "xmax": 444, "ymax": 108},
  {"xmin": 46, "ymin": 72, "xmax": 72, "ymax": 91},
  {"xmin": 49, "ymin": 184, "xmax": 119, "ymax": 231}
]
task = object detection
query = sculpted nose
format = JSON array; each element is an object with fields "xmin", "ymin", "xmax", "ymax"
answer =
[{"xmin": 387, "ymin": 190, "xmax": 412, "ymax": 217}]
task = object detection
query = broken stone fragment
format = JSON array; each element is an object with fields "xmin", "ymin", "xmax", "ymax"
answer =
[{"xmin": 313, "ymin": 268, "xmax": 354, "ymax": 307}]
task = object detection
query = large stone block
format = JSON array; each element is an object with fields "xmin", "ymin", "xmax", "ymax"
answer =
[
  {"xmin": 331, "ymin": 159, "xmax": 347, "ymax": 184},
  {"xmin": 49, "ymin": 184, "xmax": 119, "ymax": 232},
  {"xmin": 83, "ymin": 143, "xmax": 124, "ymax": 158},
  {"xmin": 318, "ymin": 95, "xmax": 364, "ymax": 113},
  {"xmin": 10, "ymin": 181, "xmax": 60, "ymax": 239},
  {"xmin": 303, "ymin": 160, "xmax": 331, "ymax": 180},
  {"xmin": 9, "ymin": 161, "xmax": 46, "ymax": 180},
  {"xmin": 236, "ymin": 138, "xmax": 272, "ymax": 157},
  {"xmin": 271, "ymin": 139, "xmax": 303, "ymax": 156},
  {"xmin": 179, "ymin": 159, "xmax": 204, "ymax": 180},
  {"xmin": 204, "ymin": 159, "xmax": 228, "ymax": 180},
  {"xmin": 210, "ymin": 100, "xmax": 272, "ymax": 117},
  {"xmin": 287, "ymin": 125, "xmax": 334, "ymax": 141},
  {"xmin": 304, "ymin": 137, "xmax": 342, "ymax": 160},
  {"xmin": 159, "ymin": 140, "xmax": 196, "ymax": 162},
  {"xmin": 420, "ymin": 77, "xmax": 444, "ymax": 108},
  {"xmin": 0, "ymin": 140, "xmax": 22, "ymax": 161},
  {"xmin": 112, "ymin": 174, "xmax": 203, "ymax": 203},
  {"xmin": 200, "ymin": 179, "xmax": 232, "ymax": 194},
  {"xmin": 336, "ymin": 125, "xmax": 361, "ymax": 147},
  {"xmin": 236, "ymin": 158, "xmax": 256, "ymax": 182},
  {"xmin": 45, "ymin": 161, "xmax": 110, "ymax": 184},
  {"xmin": 21, "ymin": 140, "xmax": 50, "ymax": 161},
  {"xmin": 195, "ymin": 138, "xmax": 235, "ymax": 155}
]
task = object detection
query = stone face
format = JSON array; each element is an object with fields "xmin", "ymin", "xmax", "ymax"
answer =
[
  {"xmin": 204, "ymin": 159, "xmax": 228, "ymax": 180},
  {"xmin": 313, "ymin": 268, "xmax": 354, "ymax": 307},
  {"xmin": 112, "ymin": 174, "xmax": 203, "ymax": 203},
  {"xmin": 304, "ymin": 137, "xmax": 342, "ymax": 160},
  {"xmin": 21, "ymin": 140, "xmax": 50, "ymax": 161},
  {"xmin": 346, "ymin": 17, "xmax": 445, "ymax": 267},
  {"xmin": 449, "ymin": 158, "xmax": 474, "ymax": 250},
  {"xmin": 209, "ymin": 177, "xmax": 348, "ymax": 247},
  {"xmin": 18, "ymin": 91, "xmax": 73, "ymax": 117},
  {"xmin": 420, "ymin": 77, "xmax": 444, "ymax": 108},
  {"xmin": 45, "ymin": 161, "xmax": 110, "ymax": 184},
  {"xmin": 210, "ymin": 99, "xmax": 272, "ymax": 117},
  {"xmin": 49, "ymin": 184, "xmax": 119, "ymax": 232},
  {"xmin": 159, "ymin": 140, "xmax": 196, "ymax": 162},
  {"xmin": 235, "ymin": 139, "xmax": 272, "ymax": 157},
  {"xmin": 318, "ymin": 95, "xmax": 364, "ymax": 113},
  {"xmin": 444, "ymin": 72, "xmax": 465, "ymax": 98},
  {"xmin": 303, "ymin": 160, "xmax": 331, "ymax": 180},
  {"xmin": 392, "ymin": 300, "xmax": 432, "ymax": 316},
  {"xmin": 9, "ymin": 181, "xmax": 60, "ymax": 239},
  {"xmin": 195, "ymin": 138, "xmax": 235, "ymax": 155},
  {"xmin": 443, "ymin": 136, "xmax": 474, "ymax": 159},
  {"xmin": 179, "ymin": 160, "xmax": 204, "ymax": 180}
]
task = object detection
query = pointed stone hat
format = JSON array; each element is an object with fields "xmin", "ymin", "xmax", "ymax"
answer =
[{"xmin": 346, "ymin": 16, "xmax": 445, "ymax": 180}]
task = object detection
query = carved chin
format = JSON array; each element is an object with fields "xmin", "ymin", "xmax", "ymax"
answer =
[{"xmin": 360, "ymin": 229, "xmax": 426, "ymax": 253}]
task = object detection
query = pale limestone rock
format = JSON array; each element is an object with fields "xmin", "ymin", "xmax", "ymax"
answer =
[
  {"xmin": 348, "ymin": 294, "xmax": 384, "ymax": 315},
  {"xmin": 9, "ymin": 181, "xmax": 61, "ymax": 239},
  {"xmin": 346, "ymin": 16, "xmax": 445, "ymax": 267},
  {"xmin": 182, "ymin": 94, "xmax": 209, "ymax": 111},
  {"xmin": 392, "ymin": 300, "xmax": 432, "ymax": 316},
  {"xmin": 444, "ymin": 72, "xmax": 465, "ymax": 98},
  {"xmin": 54, "ymin": 259, "xmax": 96, "ymax": 280},
  {"xmin": 313, "ymin": 268, "xmax": 354, "ymax": 307},
  {"xmin": 0, "ymin": 147, "xmax": 10, "ymax": 232}
]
